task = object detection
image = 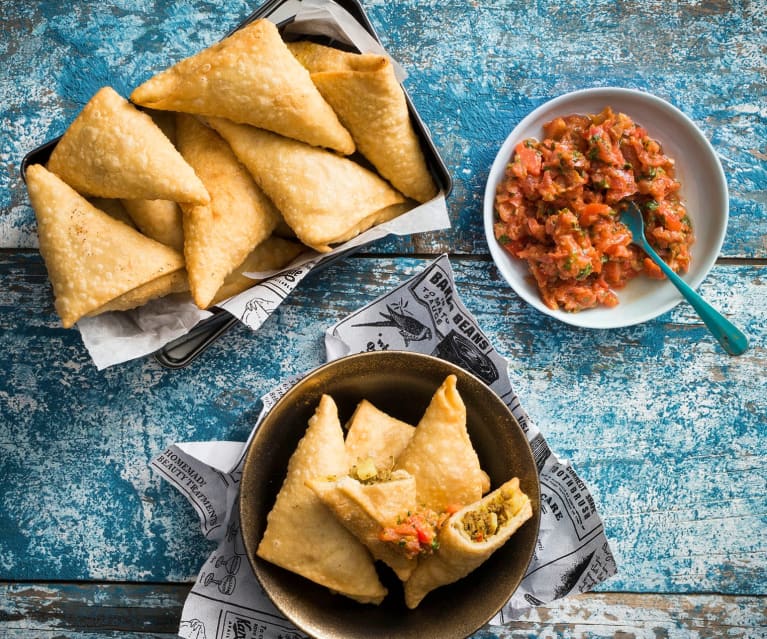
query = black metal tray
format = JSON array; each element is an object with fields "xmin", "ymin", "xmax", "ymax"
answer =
[{"xmin": 21, "ymin": 0, "xmax": 453, "ymax": 369}]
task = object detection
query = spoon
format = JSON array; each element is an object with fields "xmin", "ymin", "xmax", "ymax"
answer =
[{"xmin": 619, "ymin": 201, "xmax": 748, "ymax": 355}]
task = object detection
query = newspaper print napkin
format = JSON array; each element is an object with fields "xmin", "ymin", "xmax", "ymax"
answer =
[{"xmin": 152, "ymin": 255, "xmax": 617, "ymax": 639}]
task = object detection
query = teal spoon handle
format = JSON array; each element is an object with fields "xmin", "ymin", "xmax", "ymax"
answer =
[{"xmin": 638, "ymin": 238, "xmax": 748, "ymax": 355}]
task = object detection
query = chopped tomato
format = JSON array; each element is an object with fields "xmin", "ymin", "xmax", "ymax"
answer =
[
  {"xmin": 514, "ymin": 141, "xmax": 542, "ymax": 177},
  {"xmin": 493, "ymin": 106, "xmax": 694, "ymax": 312},
  {"xmin": 414, "ymin": 521, "xmax": 433, "ymax": 545},
  {"xmin": 379, "ymin": 507, "xmax": 457, "ymax": 559},
  {"xmin": 579, "ymin": 202, "xmax": 612, "ymax": 226}
]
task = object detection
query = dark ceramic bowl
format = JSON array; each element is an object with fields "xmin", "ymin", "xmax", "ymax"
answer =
[{"xmin": 239, "ymin": 351, "xmax": 540, "ymax": 639}]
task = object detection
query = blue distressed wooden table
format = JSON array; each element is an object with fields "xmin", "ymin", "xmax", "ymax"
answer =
[{"xmin": 1, "ymin": 1, "xmax": 766, "ymax": 636}]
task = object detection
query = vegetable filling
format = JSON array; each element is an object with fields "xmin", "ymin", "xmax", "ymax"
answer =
[{"xmin": 461, "ymin": 489, "xmax": 513, "ymax": 543}]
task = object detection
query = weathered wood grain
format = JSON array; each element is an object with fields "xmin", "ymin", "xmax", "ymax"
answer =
[
  {"xmin": 1, "ymin": 583, "xmax": 764, "ymax": 638},
  {"xmin": 1, "ymin": 0, "xmax": 765, "ymax": 256},
  {"xmin": 0, "ymin": 582, "xmax": 186, "ymax": 636},
  {"xmin": 1, "ymin": 253, "xmax": 765, "ymax": 598}
]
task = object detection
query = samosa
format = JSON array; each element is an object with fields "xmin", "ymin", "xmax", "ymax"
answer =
[
  {"xmin": 46, "ymin": 86, "xmax": 208, "ymax": 204},
  {"xmin": 257, "ymin": 394, "xmax": 387, "ymax": 605},
  {"xmin": 289, "ymin": 40, "xmax": 437, "ymax": 203},
  {"xmin": 208, "ymin": 118, "xmax": 412, "ymax": 253},
  {"xmin": 131, "ymin": 19, "xmax": 354, "ymax": 154},
  {"xmin": 175, "ymin": 115, "xmax": 281, "ymax": 309},
  {"xmin": 26, "ymin": 164, "xmax": 185, "ymax": 327},
  {"xmin": 403, "ymin": 477, "xmax": 533, "ymax": 608},
  {"xmin": 394, "ymin": 375, "xmax": 485, "ymax": 513}
]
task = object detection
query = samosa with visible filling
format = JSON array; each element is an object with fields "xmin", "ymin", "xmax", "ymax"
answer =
[
  {"xmin": 288, "ymin": 40, "xmax": 437, "ymax": 203},
  {"xmin": 403, "ymin": 477, "xmax": 533, "ymax": 608},
  {"xmin": 25, "ymin": 164, "xmax": 185, "ymax": 327},
  {"xmin": 46, "ymin": 86, "xmax": 208, "ymax": 204},
  {"xmin": 307, "ymin": 470, "xmax": 418, "ymax": 581},
  {"xmin": 130, "ymin": 19, "xmax": 354, "ymax": 154},
  {"xmin": 175, "ymin": 114, "xmax": 281, "ymax": 309},
  {"xmin": 207, "ymin": 117, "xmax": 412, "ymax": 252},
  {"xmin": 394, "ymin": 375, "xmax": 485, "ymax": 512},
  {"xmin": 257, "ymin": 394, "xmax": 387, "ymax": 605}
]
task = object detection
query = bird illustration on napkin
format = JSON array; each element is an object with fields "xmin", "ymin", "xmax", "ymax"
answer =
[{"xmin": 353, "ymin": 302, "xmax": 432, "ymax": 346}]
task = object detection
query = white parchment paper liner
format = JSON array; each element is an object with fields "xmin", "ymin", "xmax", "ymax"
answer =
[
  {"xmin": 152, "ymin": 255, "xmax": 617, "ymax": 639},
  {"xmin": 75, "ymin": 0, "xmax": 449, "ymax": 370}
]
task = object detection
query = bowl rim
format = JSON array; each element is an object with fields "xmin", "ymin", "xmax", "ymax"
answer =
[
  {"xmin": 238, "ymin": 350, "xmax": 541, "ymax": 639},
  {"xmin": 483, "ymin": 86, "xmax": 729, "ymax": 329}
]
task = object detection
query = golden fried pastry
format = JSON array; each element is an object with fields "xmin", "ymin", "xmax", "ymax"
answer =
[
  {"xmin": 207, "ymin": 117, "xmax": 412, "ymax": 252},
  {"xmin": 131, "ymin": 19, "xmax": 355, "ymax": 154},
  {"xmin": 46, "ymin": 86, "xmax": 208, "ymax": 204},
  {"xmin": 344, "ymin": 399, "xmax": 415, "ymax": 469},
  {"xmin": 257, "ymin": 394, "xmax": 387, "ymax": 605},
  {"xmin": 87, "ymin": 198, "xmax": 136, "ymax": 228},
  {"xmin": 118, "ymin": 109, "xmax": 185, "ymax": 250},
  {"xmin": 288, "ymin": 40, "xmax": 437, "ymax": 203},
  {"xmin": 307, "ymin": 470, "xmax": 418, "ymax": 581},
  {"xmin": 394, "ymin": 375, "xmax": 485, "ymax": 512},
  {"xmin": 86, "ymin": 270, "xmax": 190, "ymax": 316},
  {"xmin": 26, "ymin": 164, "xmax": 185, "ymax": 328},
  {"xmin": 175, "ymin": 114, "xmax": 281, "ymax": 309},
  {"xmin": 404, "ymin": 477, "xmax": 532, "ymax": 608},
  {"xmin": 121, "ymin": 199, "xmax": 184, "ymax": 251}
]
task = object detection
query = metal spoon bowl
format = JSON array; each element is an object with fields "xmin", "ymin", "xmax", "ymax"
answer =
[{"xmin": 619, "ymin": 201, "xmax": 748, "ymax": 355}]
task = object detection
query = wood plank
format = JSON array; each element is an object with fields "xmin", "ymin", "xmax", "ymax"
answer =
[
  {"xmin": 1, "ymin": 253, "xmax": 765, "ymax": 595},
  {"xmin": 0, "ymin": 583, "xmax": 764, "ymax": 638},
  {"xmin": 0, "ymin": 582, "xmax": 185, "ymax": 636},
  {"xmin": 2, "ymin": 1, "xmax": 766, "ymax": 257},
  {"xmin": 493, "ymin": 592, "xmax": 767, "ymax": 638}
]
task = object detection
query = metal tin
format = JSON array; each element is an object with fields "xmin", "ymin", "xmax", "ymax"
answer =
[{"xmin": 21, "ymin": 0, "xmax": 453, "ymax": 369}]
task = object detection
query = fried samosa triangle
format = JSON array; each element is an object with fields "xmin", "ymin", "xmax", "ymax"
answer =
[
  {"xmin": 207, "ymin": 118, "xmax": 412, "ymax": 252},
  {"xmin": 394, "ymin": 374, "xmax": 485, "ymax": 512},
  {"xmin": 86, "ymin": 270, "xmax": 189, "ymax": 316},
  {"xmin": 257, "ymin": 394, "xmax": 387, "ymax": 605},
  {"xmin": 87, "ymin": 198, "xmax": 136, "ymax": 228},
  {"xmin": 404, "ymin": 477, "xmax": 533, "ymax": 609},
  {"xmin": 46, "ymin": 87, "xmax": 209, "ymax": 204},
  {"xmin": 25, "ymin": 164, "xmax": 185, "ymax": 328},
  {"xmin": 130, "ymin": 19, "xmax": 355, "ymax": 155},
  {"xmin": 307, "ymin": 471, "xmax": 418, "ymax": 581},
  {"xmin": 119, "ymin": 110, "xmax": 185, "ymax": 250},
  {"xmin": 175, "ymin": 115, "xmax": 281, "ymax": 309},
  {"xmin": 288, "ymin": 41, "xmax": 438, "ymax": 203},
  {"xmin": 344, "ymin": 400, "xmax": 415, "ymax": 470},
  {"xmin": 121, "ymin": 199, "xmax": 184, "ymax": 251}
]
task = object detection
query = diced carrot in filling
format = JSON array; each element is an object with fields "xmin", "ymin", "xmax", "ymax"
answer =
[{"xmin": 494, "ymin": 106, "xmax": 694, "ymax": 312}]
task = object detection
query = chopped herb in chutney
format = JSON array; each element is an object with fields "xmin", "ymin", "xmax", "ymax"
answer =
[{"xmin": 493, "ymin": 106, "xmax": 694, "ymax": 312}]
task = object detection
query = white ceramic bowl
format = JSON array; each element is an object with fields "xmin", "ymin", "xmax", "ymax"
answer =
[{"xmin": 483, "ymin": 87, "xmax": 729, "ymax": 329}]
